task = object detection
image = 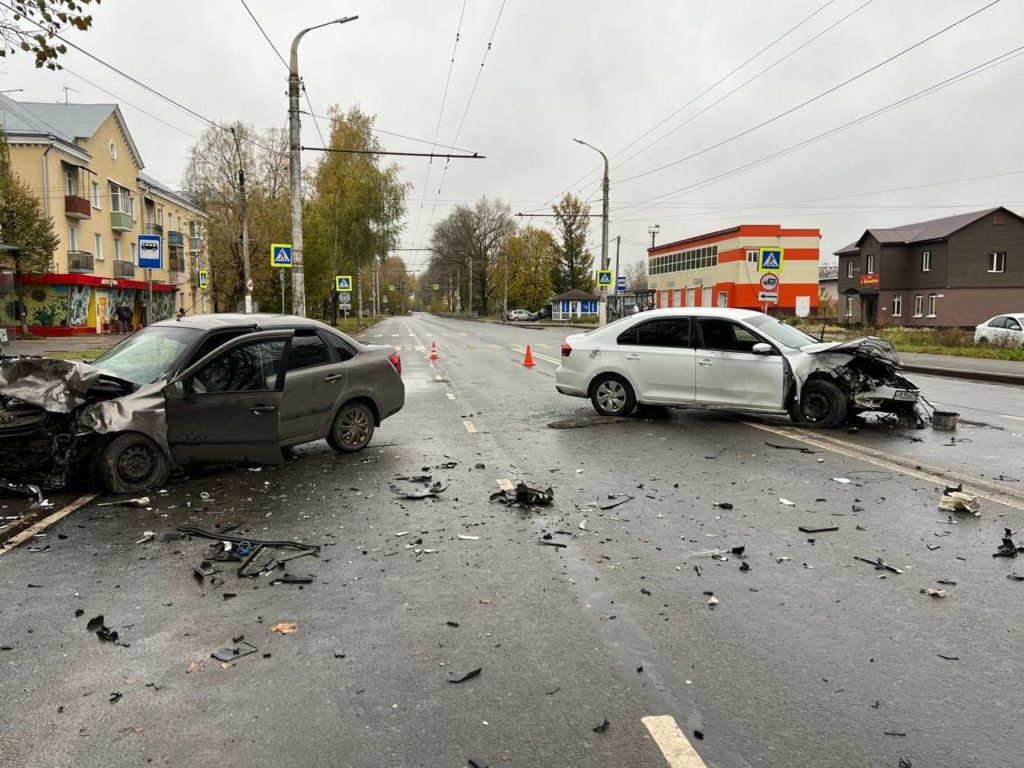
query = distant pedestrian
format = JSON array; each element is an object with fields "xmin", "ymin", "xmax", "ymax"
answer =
[
  {"xmin": 116, "ymin": 304, "xmax": 129, "ymax": 334},
  {"xmin": 632, "ymin": 303, "xmax": 640, "ymax": 315},
  {"xmin": 177, "ymin": 308, "xmax": 186, "ymax": 321}
]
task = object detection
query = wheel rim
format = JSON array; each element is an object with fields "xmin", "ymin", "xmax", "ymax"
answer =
[
  {"xmin": 339, "ymin": 406, "xmax": 371, "ymax": 447},
  {"xmin": 596, "ymin": 381, "xmax": 626, "ymax": 414},
  {"xmin": 117, "ymin": 443, "xmax": 156, "ymax": 484},
  {"xmin": 802, "ymin": 391, "xmax": 833, "ymax": 423}
]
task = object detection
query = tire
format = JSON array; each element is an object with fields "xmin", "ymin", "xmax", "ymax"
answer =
[
  {"xmin": 791, "ymin": 379, "xmax": 848, "ymax": 429},
  {"xmin": 327, "ymin": 401, "xmax": 375, "ymax": 453},
  {"xmin": 977, "ymin": 336, "xmax": 989, "ymax": 346},
  {"xmin": 98, "ymin": 432, "xmax": 170, "ymax": 494},
  {"xmin": 590, "ymin": 375, "xmax": 636, "ymax": 417}
]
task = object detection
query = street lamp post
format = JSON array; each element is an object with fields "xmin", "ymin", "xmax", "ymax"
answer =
[
  {"xmin": 573, "ymin": 138, "xmax": 609, "ymax": 324},
  {"xmin": 289, "ymin": 15, "xmax": 358, "ymax": 318},
  {"xmin": 648, "ymin": 224, "xmax": 660, "ymax": 249}
]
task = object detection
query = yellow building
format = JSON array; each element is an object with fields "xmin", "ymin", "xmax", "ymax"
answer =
[{"xmin": 0, "ymin": 93, "xmax": 208, "ymax": 335}]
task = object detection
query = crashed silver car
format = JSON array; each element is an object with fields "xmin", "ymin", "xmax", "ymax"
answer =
[
  {"xmin": 555, "ymin": 307, "xmax": 923, "ymax": 427},
  {"xmin": 0, "ymin": 314, "xmax": 404, "ymax": 492}
]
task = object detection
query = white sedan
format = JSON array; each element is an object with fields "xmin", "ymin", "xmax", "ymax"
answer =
[
  {"xmin": 555, "ymin": 308, "xmax": 922, "ymax": 428},
  {"xmin": 975, "ymin": 313, "xmax": 1024, "ymax": 347}
]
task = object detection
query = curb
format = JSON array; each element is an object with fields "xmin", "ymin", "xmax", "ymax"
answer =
[{"xmin": 902, "ymin": 364, "xmax": 1024, "ymax": 387}]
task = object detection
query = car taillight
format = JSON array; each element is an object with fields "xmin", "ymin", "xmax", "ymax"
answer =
[
  {"xmin": 389, "ymin": 352, "xmax": 402, "ymax": 376},
  {"xmin": 561, "ymin": 343, "xmax": 572, "ymax": 357}
]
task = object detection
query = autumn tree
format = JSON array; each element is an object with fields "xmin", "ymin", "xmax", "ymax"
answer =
[
  {"xmin": 0, "ymin": 0, "xmax": 99, "ymax": 70},
  {"xmin": 304, "ymin": 107, "xmax": 408, "ymax": 323},
  {"xmin": 183, "ymin": 123, "xmax": 289, "ymax": 313},
  {"xmin": 0, "ymin": 129, "xmax": 58, "ymax": 333},
  {"xmin": 551, "ymin": 193, "xmax": 594, "ymax": 294},
  {"xmin": 624, "ymin": 258, "xmax": 648, "ymax": 291},
  {"xmin": 505, "ymin": 226, "xmax": 556, "ymax": 311}
]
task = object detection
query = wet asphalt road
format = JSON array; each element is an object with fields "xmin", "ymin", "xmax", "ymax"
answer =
[{"xmin": 2, "ymin": 312, "xmax": 1024, "ymax": 768}]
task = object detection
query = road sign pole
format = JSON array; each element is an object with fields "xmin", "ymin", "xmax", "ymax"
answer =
[{"xmin": 280, "ymin": 270, "xmax": 285, "ymax": 313}]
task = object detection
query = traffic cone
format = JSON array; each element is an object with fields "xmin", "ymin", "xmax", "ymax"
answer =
[
  {"xmin": 429, "ymin": 341, "xmax": 439, "ymax": 360},
  {"xmin": 522, "ymin": 345, "xmax": 535, "ymax": 368}
]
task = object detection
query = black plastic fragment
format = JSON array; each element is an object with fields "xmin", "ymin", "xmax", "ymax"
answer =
[
  {"xmin": 740, "ymin": 561, "xmax": 751, "ymax": 572},
  {"xmin": 993, "ymin": 528, "xmax": 1024, "ymax": 559},
  {"xmin": 538, "ymin": 540, "xmax": 567, "ymax": 549},
  {"xmin": 211, "ymin": 641, "xmax": 258, "ymax": 662},
  {"xmin": 713, "ymin": 502, "xmax": 733, "ymax": 510},
  {"xmin": 799, "ymin": 525, "xmax": 839, "ymax": 533},
  {"xmin": 490, "ymin": 483, "xmax": 554, "ymax": 508},
  {"xmin": 592, "ymin": 718, "xmax": 610, "ymax": 733},
  {"xmin": 447, "ymin": 667, "xmax": 482, "ymax": 684}
]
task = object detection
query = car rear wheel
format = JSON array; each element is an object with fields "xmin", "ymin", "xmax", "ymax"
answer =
[
  {"xmin": 791, "ymin": 379, "xmax": 848, "ymax": 428},
  {"xmin": 591, "ymin": 375, "xmax": 636, "ymax": 417},
  {"xmin": 327, "ymin": 401, "xmax": 375, "ymax": 452},
  {"xmin": 98, "ymin": 432, "xmax": 170, "ymax": 494},
  {"xmin": 977, "ymin": 336, "xmax": 990, "ymax": 345}
]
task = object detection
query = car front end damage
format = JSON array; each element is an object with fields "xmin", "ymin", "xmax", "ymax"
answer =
[{"xmin": 0, "ymin": 357, "xmax": 139, "ymax": 488}]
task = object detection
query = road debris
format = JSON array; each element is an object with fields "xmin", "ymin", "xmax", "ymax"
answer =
[
  {"xmin": 447, "ymin": 667, "xmax": 482, "ymax": 684},
  {"xmin": 592, "ymin": 718, "xmax": 610, "ymax": 733},
  {"xmin": 598, "ymin": 496, "xmax": 632, "ymax": 510},
  {"xmin": 832, "ymin": 478, "xmax": 852, "ymax": 484},
  {"xmin": 85, "ymin": 615, "xmax": 120, "ymax": 643},
  {"xmin": 993, "ymin": 529, "xmax": 1024, "ymax": 558},
  {"xmin": 538, "ymin": 539, "xmax": 567, "ymax": 549},
  {"xmin": 490, "ymin": 482, "xmax": 554, "ymax": 508},
  {"xmin": 707, "ymin": 596, "xmax": 719, "ymax": 608},
  {"xmin": 271, "ymin": 622, "xmax": 298, "ymax": 635},
  {"xmin": 799, "ymin": 525, "xmax": 839, "ymax": 533},
  {"xmin": 97, "ymin": 496, "xmax": 150, "ymax": 508},
  {"xmin": 0, "ymin": 479, "xmax": 50, "ymax": 507},
  {"xmin": 211, "ymin": 641, "xmax": 258, "ymax": 662},
  {"xmin": 936, "ymin": 653, "xmax": 959, "ymax": 661},
  {"xmin": 713, "ymin": 502, "xmax": 734, "ymax": 510},
  {"xmin": 1007, "ymin": 573, "xmax": 1024, "ymax": 582},
  {"xmin": 920, "ymin": 588, "xmax": 946, "ymax": 598},
  {"xmin": 938, "ymin": 484, "xmax": 980, "ymax": 515},
  {"xmin": 578, "ymin": 519, "xmax": 588, "ymax": 531},
  {"xmin": 764, "ymin": 442, "xmax": 817, "ymax": 454},
  {"xmin": 391, "ymin": 476, "xmax": 448, "ymax": 499},
  {"xmin": 854, "ymin": 556, "xmax": 903, "ymax": 574},
  {"xmin": 779, "ymin": 498, "xmax": 796, "ymax": 507}
]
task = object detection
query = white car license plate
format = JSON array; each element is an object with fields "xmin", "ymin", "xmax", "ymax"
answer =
[
  {"xmin": 0, "ymin": 328, "xmax": 7, "ymax": 343},
  {"xmin": 893, "ymin": 390, "xmax": 918, "ymax": 401}
]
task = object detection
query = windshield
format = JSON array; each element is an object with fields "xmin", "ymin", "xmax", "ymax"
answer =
[
  {"xmin": 92, "ymin": 326, "xmax": 202, "ymax": 385},
  {"xmin": 745, "ymin": 314, "xmax": 820, "ymax": 349}
]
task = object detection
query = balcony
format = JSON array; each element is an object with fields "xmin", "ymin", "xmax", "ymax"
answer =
[
  {"xmin": 113, "ymin": 260, "xmax": 135, "ymax": 279},
  {"xmin": 67, "ymin": 250, "xmax": 95, "ymax": 273},
  {"xmin": 145, "ymin": 223, "xmax": 163, "ymax": 236},
  {"xmin": 188, "ymin": 236, "xmax": 203, "ymax": 253},
  {"xmin": 64, "ymin": 194, "xmax": 91, "ymax": 219},
  {"xmin": 168, "ymin": 230, "xmax": 184, "ymax": 247},
  {"xmin": 110, "ymin": 211, "xmax": 134, "ymax": 232}
]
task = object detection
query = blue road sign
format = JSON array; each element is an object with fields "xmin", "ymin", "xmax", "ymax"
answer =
[
  {"xmin": 271, "ymin": 243, "xmax": 293, "ymax": 268},
  {"xmin": 137, "ymin": 234, "xmax": 162, "ymax": 270},
  {"xmin": 336, "ymin": 275, "xmax": 352, "ymax": 292},
  {"xmin": 758, "ymin": 247, "xmax": 784, "ymax": 272},
  {"xmin": 616, "ymin": 275, "xmax": 627, "ymax": 291},
  {"xmin": 596, "ymin": 269, "xmax": 613, "ymax": 286}
]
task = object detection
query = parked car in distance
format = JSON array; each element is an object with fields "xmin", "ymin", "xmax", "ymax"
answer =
[
  {"xmin": 507, "ymin": 309, "xmax": 537, "ymax": 322},
  {"xmin": 555, "ymin": 307, "xmax": 923, "ymax": 428},
  {"xmin": 0, "ymin": 314, "xmax": 404, "ymax": 492},
  {"xmin": 535, "ymin": 305, "xmax": 552, "ymax": 320},
  {"xmin": 975, "ymin": 313, "xmax": 1024, "ymax": 347}
]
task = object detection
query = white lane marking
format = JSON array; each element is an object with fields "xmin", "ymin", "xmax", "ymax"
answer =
[
  {"xmin": 0, "ymin": 493, "xmax": 98, "ymax": 556},
  {"xmin": 642, "ymin": 715, "xmax": 707, "ymax": 768},
  {"xmin": 415, "ymin": 345, "xmax": 425, "ymax": 352},
  {"xmin": 391, "ymin": 334, "xmax": 400, "ymax": 337},
  {"xmin": 463, "ymin": 421, "xmax": 477, "ymax": 433},
  {"xmin": 1006, "ymin": 415, "xmax": 1024, "ymax": 421},
  {"xmin": 435, "ymin": 374, "xmax": 444, "ymax": 381},
  {"xmin": 446, "ymin": 392, "xmax": 456, "ymax": 400},
  {"xmin": 496, "ymin": 478, "xmax": 514, "ymax": 492}
]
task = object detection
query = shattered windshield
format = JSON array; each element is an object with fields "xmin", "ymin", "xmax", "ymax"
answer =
[
  {"xmin": 92, "ymin": 326, "xmax": 202, "ymax": 385},
  {"xmin": 745, "ymin": 314, "xmax": 820, "ymax": 349}
]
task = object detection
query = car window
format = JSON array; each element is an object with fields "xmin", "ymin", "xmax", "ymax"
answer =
[
  {"xmin": 182, "ymin": 329, "xmax": 255, "ymax": 369},
  {"xmin": 990, "ymin": 317, "xmax": 1007, "ymax": 329},
  {"xmin": 321, "ymin": 332, "xmax": 356, "ymax": 362},
  {"xmin": 1008, "ymin": 318, "xmax": 1023, "ymax": 331},
  {"xmin": 744, "ymin": 314, "xmax": 818, "ymax": 348},
  {"xmin": 618, "ymin": 319, "xmax": 692, "ymax": 348},
  {"xmin": 286, "ymin": 331, "xmax": 330, "ymax": 371},
  {"xmin": 698, "ymin": 319, "xmax": 764, "ymax": 353},
  {"xmin": 190, "ymin": 339, "xmax": 286, "ymax": 394}
]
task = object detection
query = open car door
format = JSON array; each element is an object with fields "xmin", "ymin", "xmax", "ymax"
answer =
[{"xmin": 162, "ymin": 330, "xmax": 293, "ymax": 466}]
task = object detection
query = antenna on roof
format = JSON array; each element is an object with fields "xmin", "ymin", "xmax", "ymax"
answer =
[{"xmin": 60, "ymin": 85, "xmax": 79, "ymax": 104}]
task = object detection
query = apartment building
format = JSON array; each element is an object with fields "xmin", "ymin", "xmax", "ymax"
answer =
[{"xmin": 0, "ymin": 93, "xmax": 207, "ymax": 335}]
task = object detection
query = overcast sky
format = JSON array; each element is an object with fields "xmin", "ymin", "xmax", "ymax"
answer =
[{"xmin": 3, "ymin": 0, "xmax": 1022, "ymax": 273}]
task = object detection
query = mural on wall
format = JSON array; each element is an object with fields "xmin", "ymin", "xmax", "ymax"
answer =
[
  {"xmin": 152, "ymin": 291, "xmax": 176, "ymax": 322},
  {"xmin": 110, "ymin": 288, "xmax": 135, "ymax": 323},
  {"xmin": 109, "ymin": 288, "xmax": 176, "ymax": 325},
  {"xmin": 28, "ymin": 285, "xmax": 69, "ymax": 327},
  {"xmin": 68, "ymin": 284, "xmax": 93, "ymax": 326}
]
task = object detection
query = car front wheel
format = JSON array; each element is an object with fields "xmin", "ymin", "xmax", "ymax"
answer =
[
  {"xmin": 591, "ymin": 375, "xmax": 636, "ymax": 417},
  {"xmin": 327, "ymin": 401, "xmax": 375, "ymax": 452},
  {"xmin": 791, "ymin": 379, "xmax": 848, "ymax": 428},
  {"xmin": 98, "ymin": 432, "xmax": 171, "ymax": 494}
]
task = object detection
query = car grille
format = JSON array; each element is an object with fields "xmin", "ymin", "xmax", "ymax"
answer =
[{"xmin": 0, "ymin": 399, "xmax": 48, "ymax": 437}]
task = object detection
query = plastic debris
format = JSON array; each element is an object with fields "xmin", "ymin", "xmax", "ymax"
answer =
[
  {"xmin": 490, "ymin": 483, "xmax": 554, "ymax": 507},
  {"xmin": 96, "ymin": 496, "xmax": 150, "ymax": 508},
  {"xmin": 1007, "ymin": 573, "xmax": 1024, "ymax": 582},
  {"xmin": 855, "ymin": 556, "xmax": 903, "ymax": 574},
  {"xmin": 447, "ymin": 667, "xmax": 482, "ymax": 684},
  {"xmin": 86, "ymin": 615, "xmax": 119, "ymax": 643},
  {"xmin": 592, "ymin": 718, "xmax": 610, "ymax": 733},
  {"xmin": 211, "ymin": 641, "xmax": 258, "ymax": 662},
  {"xmin": 779, "ymin": 498, "xmax": 796, "ymax": 507},
  {"xmin": 832, "ymin": 477, "xmax": 851, "ymax": 484},
  {"xmin": 764, "ymin": 441, "xmax": 816, "ymax": 454},
  {"xmin": 599, "ymin": 496, "xmax": 632, "ymax": 510},
  {"xmin": 993, "ymin": 529, "xmax": 1024, "ymax": 558},
  {"xmin": 707, "ymin": 596, "xmax": 719, "ymax": 608},
  {"xmin": 578, "ymin": 519, "xmax": 588, "ymax": 531},
  {"xmin": 713, "ymin": 502, "xmax": 733, "ymax": 510},
  {"xmin": 799, "ymin": 525, "xmax": 839, "ymax": 533},
  {"xmin": 920, "ymin": 588, "xmax": 946, "ymax": 598},
  {"xmin": 938, "ymin": 484, "xmax": 980, "ymax": 515},
  {"xmin": 458, "ymin": 534, "xmax": 479, "ymax": 541},
  {"xmin": 391, "ymin": 476, "xmax": 448, "ymax": 499},
  {"xmin": 271, "ymin": 622, "xmax": 298, "ymax": 635}
]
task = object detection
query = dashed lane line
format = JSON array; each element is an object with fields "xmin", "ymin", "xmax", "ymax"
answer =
[
  {"xmin": 0, "ymin": 493, "xmax": 98, "ymax": 556},
  {"xmin": 446, "ymin": 393, "xmax": 456, "ymax": 400},
  {"xmin": 463, "ymin": 421, "xmax": 477, "ymax": 434},
  {"xmin": 642, "ymin": 715, "xmax": 707, "ymax": 768}
]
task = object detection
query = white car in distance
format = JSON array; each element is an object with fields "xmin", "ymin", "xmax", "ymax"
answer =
[{"xmin": 975, "ymin": 313, "xmax": 1024, "ymax": 347}]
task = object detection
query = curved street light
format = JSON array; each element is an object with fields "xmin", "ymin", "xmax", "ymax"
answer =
[{"xmin": 573, "ymin": 138, "xmax": 610, "ymax": 324}]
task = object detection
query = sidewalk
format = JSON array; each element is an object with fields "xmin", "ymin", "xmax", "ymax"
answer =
[{"xmin": 2, "ymin": 333, "xmax": 128, "ymax": 357}]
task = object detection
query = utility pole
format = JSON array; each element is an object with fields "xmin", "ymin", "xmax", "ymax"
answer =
[
  {"xmin": 502, "ymin": 246, "xmax": 508, "ymax": 320},
  {"xmin": 232, "ymin": 127, "xmax": 252, "ymax": 313},
  {"xmin": 573, "ymin": 138, "xmax": 610, "ymax": 324},
  {"xmin": 614, "ymin": 235, "xmax": 621, "ymax": 293},
  {"xmin": 288, "ymin": 16, "xmax": 358, "ymax": 318},
  {"xmin": 355, "ymin": 251, "xmax": 363, "ymax": 324}
]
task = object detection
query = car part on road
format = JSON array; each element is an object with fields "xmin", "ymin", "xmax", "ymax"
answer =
[
  {"xmin": 764, "ymin": 441, "xmax": 818, "ymax": 454},
  {"xmin": 96, "ymin": 496, "xmax": 151, "ymax": 508},
  {"xmin": 939, "ymin": 484, "xmax": 981, "ymax": 515},
  {"xmin": 391, "ymin": 475, "xmax": 448, "ymax": 498},
  {"xmin": 590, "ymin": 375, "xmax": 635, "ymax": 417},
  {"xmin": 490, "ymin": 482, "xmax": 553, "ymax": 507},
  {"xmin": 920, "ymin": 588, "xmax": 946, "ymax": 598},
  {"xmin": 854, "ymin": 556, "xmax": 903, "ymax": 574},
  {"xmin": 86, "ymin": 615, "xmax": 119, "ymax": 643},
  {"xmin": 994, "ymin": 529, "xmax": 1024, "ymax": 558},
  {"xmin": 932, "ymin": 410, "xmax": 960, "ymax": 430},
  {"xmin": 447, "ymin": 666, "xmax": 482, "ymax": 684},
  {"xmin": 211, "ymin": 641, "xmax": 258, "ymax": 662},
  {"xmin": 799, "ymin": 525, "xmax": 839, "ymax": 533}
]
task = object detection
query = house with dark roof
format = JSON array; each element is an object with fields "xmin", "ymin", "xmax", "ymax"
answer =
[
  {"xmin": 551, "ymin": 289, "xmax": 599, "ymax": 320},
  {"xmin": 0, "ymin": 93, "xmax": 208, "ymax": 335},
  {"xmin": 835, "ymin": 207, "xmax": 1024, "ymax": 327}
]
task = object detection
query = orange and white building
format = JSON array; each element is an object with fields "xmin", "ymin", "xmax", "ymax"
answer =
[{"xmin": 647, "ymin": 224, "xmax": 821, "ymax": 313}]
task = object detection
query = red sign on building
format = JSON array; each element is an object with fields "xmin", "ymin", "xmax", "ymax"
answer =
[{"xmin": 859, "ymin": 273, "xmax": 880, "ymax": 287}]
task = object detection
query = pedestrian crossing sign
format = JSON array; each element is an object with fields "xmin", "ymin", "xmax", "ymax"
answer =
[
  {"xmin": 198, "ymin": 269, "xmax": 209, "ymax": 291},
  {"xmin": 271, "ymin": 243, "xmax": 293, "ymax": 268},
  {"xmin": 336, "ymin": 275, "xmax": 352, "ymax": 292},
  {"xmin": 758, "ymin": 247, "xmax": 784, "ymax": 272},
  {"xmin": 596, "ymin": 269, "xmax": 613, "ymax": 286}
]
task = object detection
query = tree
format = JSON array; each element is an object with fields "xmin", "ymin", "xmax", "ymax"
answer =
[
  {"xmin": 0, "ymin": 0, "xmax": 99, "ymax": 70},
  {"xmin": 183, "ymin": 122, "xmax": 290, "ymax": 313},
  {"xmin": 505, "ymin": 226, "xmax": 556, "ymax": 310},
  {"xmin": 551, "ymin": 193, "xmax": 594, "ymax": 294},
  {"xmin": 0, "ymin": 128, "xmax": 58, "ymax": 333},
  {"xmin": 304, "ymin": 106, "xmax": 408, "ymax": 323},
  {"xmin": 427, "ymin": 197, "xmax": 515, "ymax": 316},
  {"xmin": 624, "ymin": 259, "xmax": 648, "ymax": 291}
]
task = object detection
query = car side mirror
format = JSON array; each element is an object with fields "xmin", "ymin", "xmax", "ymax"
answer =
[
  {"xmin": 162, "ymin": 380, "xmax": 185, "ymax": 400},
  {"xmin": 752, "ymin": 342, "xmax": 773, "ymax": 355}
]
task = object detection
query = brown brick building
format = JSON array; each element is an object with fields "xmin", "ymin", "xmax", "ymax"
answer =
[{"xmin": 835, "ymin": 207, "xmax": 1024, "ymax": 327}]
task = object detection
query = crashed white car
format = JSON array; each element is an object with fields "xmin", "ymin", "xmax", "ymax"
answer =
[{"xmin": 555, "ymin": 307, "xmax": 922, "ymax": 428}]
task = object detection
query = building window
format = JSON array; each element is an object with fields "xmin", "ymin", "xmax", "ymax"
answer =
[
  {"xmin": 157, "ymin": 207, "xmax": 164, "ymax": 226},
  {"xmin": 892, "ymin": 295, "xmax": 902, "ymax": 317},
  {"xmin": 845, "ymin": 296, "xmax": 854, "ymax": 317},
  {"xmin": 110, "ymin": 183, "xmax": 134, "ymax": 216},
  {"xmin": 64, "ymin": 166, "xmax": 77, "ymax": 196},
  {"xmin": 988, "ymin": 251, "xmax": 1006, "ymax": 273},
  {"xmin": 746, "ymin": 249, "xmax": 758, "ymax": 264},
  {"xmin": 914, "ymin": 295, "xmax": 923, "ymax": 317},
  {"xmin": 927, "ymin": 294, "xmax": 938, "ymax": 317},
  {"xmin": 68, "ymin": 226, "xmax": 78, "ymax": 251},
  {"xmin": 131, "ymin": 242, "xmax": 137, "ymax": 265},
  {"xmin": 922, "ymin": 251, "xmax": 931, "ymax": 272},
  {"xmin": 114, "ymin": 238, "xmax": 121, "ymax": 261},
  {"xmin": 94, "ymin": 233, "xmax": 103, "ymax": 260},
  {"xmin": 866, "ymin": 254, "xmax": 875, "ymax": 274},
  {"xmin": 91, "ymin": 181, "xmax": 101, "ymax": 209},
  {"xmin": 846, "ymin": 260, "xmax": 854, "ymax": 278}
]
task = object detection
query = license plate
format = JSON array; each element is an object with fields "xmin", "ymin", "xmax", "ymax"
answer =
[
  {"xmin": 893, "ymin": 390, "xmax": 918, "ymax": 401},
  {"xmin": 0, "ymin": 328, "xmax": 7, "ymax": 343}
]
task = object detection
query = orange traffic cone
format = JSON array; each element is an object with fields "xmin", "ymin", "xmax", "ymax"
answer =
[
  {"xmin": 429, "ymin": 341, "xmax": 439, "ymax": 360},
  {"xmin": 522, "ymin": 345, "xmax": 535, "ymax": 368}
]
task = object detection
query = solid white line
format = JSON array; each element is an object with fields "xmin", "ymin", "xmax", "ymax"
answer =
[
  {"xmin": 463, "ymin": 421, "xmax": 477, "ymax": 433},
  {"xmin": 0, "ymin": 493, "xmax": 98, "ymax": 556},
  {"xmin": 1005, "ymin": 414, "xmax": 1024, "ymax": 421},
  {"xmin": 511, "ymin": 346, "xmax": 560, "ymax": 365},
  {"xmin": 642, "ymin": 715, "xmax": 707, "ymax": 768},
  {"xmin": 446, "ymin": 392, "xmax": 456, "ymax": 400}
]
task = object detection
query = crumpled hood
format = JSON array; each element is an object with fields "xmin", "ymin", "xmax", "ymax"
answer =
[
  {"xmin": 800, "ymin": 337, "xmax": 902, "ymax": 366},
  {"xmin": 0, "ymin": 357, "xmax": 136, "ymax": 413}
]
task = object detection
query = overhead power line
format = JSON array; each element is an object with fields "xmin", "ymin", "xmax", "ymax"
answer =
[
  {"xmin": 302, "ymin": 146, "xmax": 484, "ymax": 159},
  {"xmin": 300, "ymin": 109, "xmax": 477, "ymax": 153}
]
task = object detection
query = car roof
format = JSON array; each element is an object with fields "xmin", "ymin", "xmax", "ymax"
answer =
[
  {"xmin": 151, "ymin": 313, "xmax": 332, "ymax": 332},
  {"xmin": 626, "ymin": 307, "xmax": 765, "ymax": 321}
]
